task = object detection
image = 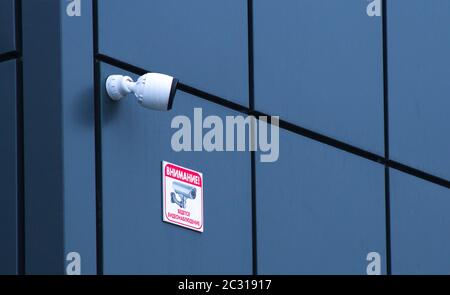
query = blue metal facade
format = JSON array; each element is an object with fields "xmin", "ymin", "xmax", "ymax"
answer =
[
  {"xmin": 1, "ymin": 0, "xmax": 450, "ymax": 275},
  {"xmin": 0, "ymin": 0, "xmax": 19, "ymax": 275}
]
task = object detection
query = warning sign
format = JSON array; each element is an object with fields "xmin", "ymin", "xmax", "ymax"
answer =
[{"xmin": 162, "ymin": 161, "xmax": 203, "ymax": 232}]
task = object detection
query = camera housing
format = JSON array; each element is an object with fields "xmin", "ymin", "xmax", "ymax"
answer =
[{"xmin": 106, "ymin": 73, "xmax": 178, "ymax": 111}]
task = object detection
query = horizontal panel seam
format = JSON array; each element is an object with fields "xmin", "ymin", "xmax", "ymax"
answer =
[
  {"xmin": 0, "ymin": 51, "xmax": 20, "ymax": 63},
  {"xmin": 94, "ymin": 53, "xmax": 450, "ymax": 190}
]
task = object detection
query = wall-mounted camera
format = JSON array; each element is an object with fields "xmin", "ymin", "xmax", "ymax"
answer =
[{"xmin": 106, "ymin": 73, "xmax": 178, "ymax": 111}]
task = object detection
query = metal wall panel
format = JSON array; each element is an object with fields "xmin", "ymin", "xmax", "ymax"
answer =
[
  {"xmin": 100, "ymin": 64, "xmax": 252, "ymax": 274},
  {"xmin": 253, "ymin": 0, "xmax": 384, "ymax": 154},
  {"xmin": 256, "ymin": 129, "xmax": 386, "ymax": 274},
  {"xmin": 23, "ymin": 0, "xmax": 96, "ymax": 274},
  {"xmin": 0, "ymin": 60, "xmax": 18, "ymax": 274},
  {"xmin": 98, "ymin": 0, "xmax": 249, "ymax": 106},
  {"xmin": 390, "ymin": 170, "xmax": 450, "ymax": 274},
  {"xmin": 0, "ymin": 0, "xmax": 16, "ymax": 54},
  {"xmin": 388, "ymin": 0, "xmax": 450, "ymax": 180}
]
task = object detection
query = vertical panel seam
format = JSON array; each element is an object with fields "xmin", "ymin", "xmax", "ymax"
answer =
[
  {"xmin": 382, "ymin": 0, "xmax": 392, "ymax": 275},
  {"xmin": 58, "ymin": 0, "xmax": 66, "ymax": 273},
  {"xmin": 92, "ymin": 0, "xmax": 103, "ymax": 275},
  {"xmin": 247, "ymin": 0, "xmax": 258, "ymax": 275},
  {"xmin": 15, "ymin": 0, "xmax": 25, "ymax": 276}
]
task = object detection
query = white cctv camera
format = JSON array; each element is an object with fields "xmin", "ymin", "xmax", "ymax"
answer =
[
  {"xmin": 170, "ymin": 181, "xmax": 197, "ymax": 209},
  {"xmin": 106, "ymin": 73, "xmax": 178, "ymax": 111}
]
